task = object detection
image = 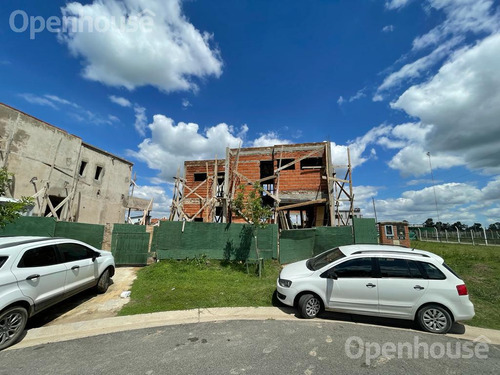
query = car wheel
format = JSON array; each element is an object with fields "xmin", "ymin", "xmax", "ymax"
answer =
[
  {"xmin": 97, "ymin": 269, "xmax": 111, "ymax": 294},
  {"xmin": 298, "ymin": 294, "xmax": 322, "ymax": 319},
  {"xmin": 417, "ymin": 305, "xmax": 452, "ymax": 334},
  {"xmin": 0, "ymin": 306, "xmax": 28, "ymax": 350}
]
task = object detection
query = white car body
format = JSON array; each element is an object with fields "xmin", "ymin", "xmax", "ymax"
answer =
[
  {"xmin": 0, "ymin": 236, "xmax": 115, "ymax": 349},
  {"xmin": 276, "ymin": 244, "xmax": 474, "ymax": 333}
]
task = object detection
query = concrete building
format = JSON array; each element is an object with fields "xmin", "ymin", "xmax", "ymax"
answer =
[
  {"xmin": 170, "ymin": 142, "xmax": 355, "ymax": 228},
  {"xmin": 0, "ymin": 103, "xmax": 151, "ymax": 225}
]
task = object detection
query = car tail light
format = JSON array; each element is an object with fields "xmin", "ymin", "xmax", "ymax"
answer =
[{"xmin": 456, "ymin": 284, "xmax": 468, "ymax": 296}]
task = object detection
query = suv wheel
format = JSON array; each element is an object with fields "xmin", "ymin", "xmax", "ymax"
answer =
[
  {"xmin": 417, "ymin": 305, "xmax": 452, "ymax": 334},
  {"xmin": 0, "ymin": 306, "xmax": 28, "ymax": 350},
  {"xmin": 97, "ymin": 269, "xmax": 111, "ymax": 294},
  {"xmin": 298, "ymin": 294, "xmax": 322, "ymax": 319}
]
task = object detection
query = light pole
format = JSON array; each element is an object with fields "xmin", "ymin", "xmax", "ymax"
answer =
[{"xmin": 427, "ymin": 152, "xmax": 440, "ymax": 223}]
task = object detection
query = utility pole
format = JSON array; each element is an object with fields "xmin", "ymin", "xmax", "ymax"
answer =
[
  {"xmin": 426, "ymin": 152, "xmax": 440, "ymax": 223},
  {"xmin": 372, "ymin": 197, "xmax": 378, "ymax": 223}
]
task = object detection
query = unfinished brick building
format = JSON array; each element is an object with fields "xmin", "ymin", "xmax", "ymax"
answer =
[{"xmin": 169, "ymin": 142, "xmax": 354, "ymax": 228}]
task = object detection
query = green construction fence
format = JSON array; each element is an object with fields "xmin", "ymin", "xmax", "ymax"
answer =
[
  {"xmin": 153, "ymin": 221, "xmax": 278, "ymax": 261},
  {"xmin": 0, "ymin": 216, "xmax": 104, "ymax": 248}
]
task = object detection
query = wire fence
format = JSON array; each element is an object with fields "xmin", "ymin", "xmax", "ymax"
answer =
[{"xmin": 410, "ymin": 228, "xmax": 500, "ymax": 246}]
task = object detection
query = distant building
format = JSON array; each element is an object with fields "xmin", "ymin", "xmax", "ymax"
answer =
[{"xmin": 0, "ymin": 103, "xmax": 151, "ymax": 225}]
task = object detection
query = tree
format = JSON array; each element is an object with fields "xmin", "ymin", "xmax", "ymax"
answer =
[
  {"xmin": 452, "ymin": 221, "xmax": 466, "ymax": 231},
  {"xmin": 424, "ymin": 218, "xmax": 435, "ymax": 227},
  {"xmin": 232, "ymin": 183, "xmax": 273, "ymax": 277},
  {"xmin": 488, "ymin": 222, "xmax": 500, "ymax": 231},
  {"xmin": 471, "ymin": 223, "xmax": 483, "ymax": 231},
  {"xmin": 0, "ymin": 167, "xmax": 34, "ymax": 228}
]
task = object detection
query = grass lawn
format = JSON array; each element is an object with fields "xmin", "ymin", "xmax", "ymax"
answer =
[
  {"xmin": 412, "ymin": 240, "xmax": 500, "ymax": 330},
  {"xmin": 118, "ymin": 258, "xmax": 282, "ymax": 316},
  {"xmin": 120, "ymin": 242, "xmax": 500, "ymax": 331}
]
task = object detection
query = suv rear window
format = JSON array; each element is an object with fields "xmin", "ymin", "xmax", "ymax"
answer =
[
  {"xmin": 0, "ymin": 256, "xmax": 7, "ymax": 269},
  {"xmin": 418, "ymin": 261, "xmax": 446, "ymax": 280}
]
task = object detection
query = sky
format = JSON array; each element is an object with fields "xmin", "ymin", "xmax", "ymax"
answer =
[{"xmin": 1, "ymin": 0, "xmax": 499, "ymax": 227}]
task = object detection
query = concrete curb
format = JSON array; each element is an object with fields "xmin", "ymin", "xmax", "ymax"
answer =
[{"xmin": 8, "ymin": 307, "xmax": 500, "ymax": 350}]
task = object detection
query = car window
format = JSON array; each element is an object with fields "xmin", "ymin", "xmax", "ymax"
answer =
[
  {"xmin": 307, "ymin": 247, "xmax": 346, "ymax": 271},
  {"xmin": 333, "ymin": 257, "xmax": 373, "ymax": 278},
  {"xmin": 378, "ymin": 258, "xmax": 411, "ymax": 278},
  {"xmin": 18, "ymin": 246, "xmax": 59, "ymax": 268},
  {"xmin": 407, "ymin": 260, "xmax": 425, "ymax": 278},
  {"xmin": 0, "ymin": 256, "xmax": 7, "ymax": 269},
  {"xmin": 58, "ymin": 243, "xmax": 95, "ymax": 262},
  {"xmin": 418, "ymin": 262, "xmax": 446, "ymax": 280}
]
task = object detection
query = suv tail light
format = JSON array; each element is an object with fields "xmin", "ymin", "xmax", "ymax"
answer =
[{"xmin": 456, "ymin": 284, "xmax": 468, "ymax": 296}]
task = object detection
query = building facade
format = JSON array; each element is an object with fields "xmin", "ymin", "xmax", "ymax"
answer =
[
  {"xmin": 0, "ymin": 103, "xmax": 150, "ymax": 225},
  {"xmin": 171, "ymin": 142, "xmax": 355, "ymax": 228}
]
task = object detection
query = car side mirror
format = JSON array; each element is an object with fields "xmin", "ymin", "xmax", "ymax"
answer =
[
  {"xmin": 320, "ymin": 269, "xmax": 338, "ymax": 279},
  {"xmin": 92, "ymin": 252, "xmax": 100, "ymax": 262}
]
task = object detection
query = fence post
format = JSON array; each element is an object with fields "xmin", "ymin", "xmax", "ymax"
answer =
[
  {"xmin": 417, "ymin": 228, "xmax": 422, "ymax": 241},
  {"xmin": 435, "ymin": 227, "xmax": 439, "ymax": 242},
  {"xmin": 471, "ymin": 230, "xmax": 475, "ymax": 246},
  {"xmin": 456, "ymin": 227, "xmax": 460, "ymax": 243},
  {"xmin": 445, "ymin": 229, "xmax": 448, "ymax": 242},
  {"xmin": 483, "ymin": 228, "xmax": 488, "ymax": 246}
]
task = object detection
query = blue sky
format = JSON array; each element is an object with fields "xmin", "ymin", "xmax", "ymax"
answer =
[{"xmin": 1, "ymin": 0, "xmax": 499, "ymax": 226}]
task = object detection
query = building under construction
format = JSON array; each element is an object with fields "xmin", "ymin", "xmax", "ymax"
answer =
[{"xmin": 169, "ymin": 142, "xmax": 355, "ymax": 229}]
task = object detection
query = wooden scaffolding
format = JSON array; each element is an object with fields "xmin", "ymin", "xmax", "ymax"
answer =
[{"xmin": 169, "ymin": 143, "xmax": 355, "ymax": 227}]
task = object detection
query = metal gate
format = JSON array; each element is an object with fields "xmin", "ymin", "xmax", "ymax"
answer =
[{"xmin": 111, "ymin": 225, "xmax": 151, "ymax": 266}]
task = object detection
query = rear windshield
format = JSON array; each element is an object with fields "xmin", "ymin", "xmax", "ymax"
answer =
[
  {"xmin": 307, "ymin": 248, "xmax": 346, "ymax": 271},
  {"xmin": 0, "ymin": 256, "xmax": 7, "ymax": 269},
  {"xmin": 443, "ymin": 262, "xmax": 461, "ymax": 279}
]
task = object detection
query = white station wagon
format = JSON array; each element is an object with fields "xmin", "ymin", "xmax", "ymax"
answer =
[
  {"xmin": 0, "ymin": 236, "xmax": 115, "ymax": 350},
  {"xmin": 276, "ymin": 244, "xmax": 474, "ymax": 334}
]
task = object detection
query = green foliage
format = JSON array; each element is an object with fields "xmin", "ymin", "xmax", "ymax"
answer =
[
  {"xmin": 232, "ymin": 183, "xmax": 272, "ymax": 228},
  {"xmin": 0, "ymin": 167, "xmax": 34, "ymax": 228}
]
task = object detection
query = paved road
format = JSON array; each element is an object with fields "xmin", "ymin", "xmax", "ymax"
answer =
[{"xmin": 1, "ymin": 320, "xmax": 499, "ymax": 374}]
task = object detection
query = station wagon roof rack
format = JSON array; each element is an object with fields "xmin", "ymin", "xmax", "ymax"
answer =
[
  {"xmin": 0, "ymin": 237, "xmax": 54, "ymax": 250},
  {"xmin": 351, "ymin": 250, "xmax": 430, "ymax": 258}
]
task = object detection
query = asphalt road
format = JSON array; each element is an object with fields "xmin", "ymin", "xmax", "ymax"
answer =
[{"xmin": 1, "ymin": 320, "xmax": 499, "ymax": 375}]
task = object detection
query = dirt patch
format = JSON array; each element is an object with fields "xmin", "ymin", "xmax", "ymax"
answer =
[{"xmin": 29, "ymin": 267, "xmax": 140, "ymax": 327}]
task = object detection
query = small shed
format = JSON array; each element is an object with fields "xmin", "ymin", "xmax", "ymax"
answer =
[{"xmin": 378, "ymin": 221, "xmax": 410, "ymax": 248}]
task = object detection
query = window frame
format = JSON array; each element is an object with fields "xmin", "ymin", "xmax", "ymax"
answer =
[{"xmin": 332, "ymin": 257, "xmax": 375, "ymax": 278}]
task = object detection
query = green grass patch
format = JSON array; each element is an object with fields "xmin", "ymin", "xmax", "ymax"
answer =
[
  {"xmin": 119, "ymin": 258, "xmax": 282, "ymax": 316},
  {"xmin": 412, "ymin": 240, "xmax": 500, "ymax": 330}
]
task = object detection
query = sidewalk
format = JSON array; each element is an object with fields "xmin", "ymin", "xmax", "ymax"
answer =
[{"xmin": 9, "ymin": 307, "xmax": 500, "ymax": 350}]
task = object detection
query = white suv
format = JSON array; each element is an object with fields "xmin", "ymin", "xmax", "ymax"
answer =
[
  {"xmin": 0, "ymin": 236, "xmax": 115, "ymax": 350},
  {"xmin": 276, "ymin": 244, "xmax": 474, "ymax": 334}
]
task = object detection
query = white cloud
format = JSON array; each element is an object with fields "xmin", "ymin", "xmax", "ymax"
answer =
[
  {"xmin": 18, "ymin": 93, "xmax": 115, "ymax": 125},
  {"xmin": 385, "ymin": 0, "xmax": 413, "ymax": 10},
  {"xmin": 182, "ymin": 99, "xmax": 192, "ymax": 108},
  {"xmin": 331, "ymin": 125, "xmax": 392, "ymax": 168},
  {"xmin": 251, "ymin": 132, "xmax": 291, "ymax": 147},
  {"xmin": 130, "ymin": 184, "xmax": 172, "ymax": 218},
  {"xmin": 338, "ymin": 89, "xmax": 366, "ymax": 105},
  {"xmin": 59, "ymin": 0, "xmax": 223, "ymax": 92},
  {"xmin": 109, "ymin": 95, "xmax": 132, "ymax": 107},
  {"xmin": 129, "ymin": 114, "xmax": 246, "ymax": 181},
  {"xmin": 392, "ymin": 33, "xmax": 500, "ymax": 173},
  {"xmin": 19, "ymin": 93, "xmax": 59, "ymax": 109},
  {"xmin": 382, "ymin": 25, "xmax": 395, "ymax": 33},
  {"xmin": 412, "ymin": 0, "xmax": 499, "ymax": 51},
  {"xmin": 376, "ymin": 37, "xmax": 461, "ymax": 95},
  {"xmin": 376, "ymin": 0, "xmax": 500, "ymax": 100},
  {"xmin": 134, "ymin": 105, "xmax": 147, "ymax": 136}
]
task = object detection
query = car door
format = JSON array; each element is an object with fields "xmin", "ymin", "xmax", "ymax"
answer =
[
  {"xmin": 325, "ymin": 257, "xmax": 379, "ymax": 314},
  {"xmin": 376, "ymin": 258, "xmax": 429, "ymax": 318},
  {"xmin": 13, "ymin": 244, "xmax": 67, "ymax": 312},
  {"xmin": 57, "ymin": 242, "xmax": 98, "ymax": 295}
]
